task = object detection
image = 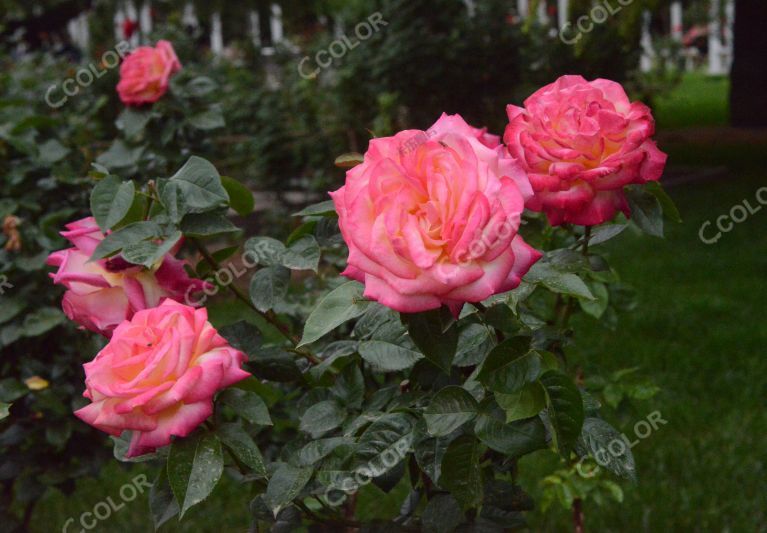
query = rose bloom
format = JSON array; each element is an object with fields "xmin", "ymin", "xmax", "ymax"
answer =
[
  {"xmin": 75, "ymin": 300, "xmax": 250, "ymax": 457},
  {"xmin": 330, "ymin": 113, "xmax": 541, "ymax": 314},
  {"xmin": 116, "ymin": 40, "xmax": 181, "ymax": 105},
  {"xmin": 504, "ymin": 75, "xmax": 668, "ymax": 226},
  {"xmin": 46, "ymin": 217, "xmax": 208, "ymax": 336}
]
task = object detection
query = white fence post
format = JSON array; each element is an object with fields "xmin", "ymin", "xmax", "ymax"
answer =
[
  {"xmin": 210, "ymin": 11, "xmax": 223, "ymax": 56},
  {"xmin": 708, "ymin": 0, "xmax": 725, "ymax": 74},
  {"xmin": 140, "ymin": 1, "xmax": 152, "ymax": 42},
  {"xmin": 670, "ymin": 1, "xmax": 683, "ymax": 41},
  {"xmin": 270, "ymin": 4, "xmax": 284, "ymax": 44},
  {"xmin": 517, "ymin": 0, "xmax": 529, "ymax": 19},
  {"xmin": 640, "ymin": 10, "xmax": 655, "ymax": 72},
  {"xmin": 557, "ymin": 0, "xmax": 569, "ymax": 30}
]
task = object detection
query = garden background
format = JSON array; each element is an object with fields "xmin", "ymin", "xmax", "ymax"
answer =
[{"xmin": 1, "ymin": 0, "xmax": 765, "ymax": 531}]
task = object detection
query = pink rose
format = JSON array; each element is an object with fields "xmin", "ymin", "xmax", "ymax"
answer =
[
  {"xmin": 75, "ymin": 300, "xmax": 250, "ymax": 457},
  {"xmin": 116, "ymin": 40, "xmax": 181, "ymax": 105},
  {"xmin": 46, "ymin": 217, "xmax": 208, "ymax": 336},
  {"xmin": 330, "ymin": 113, "xmax": 541, "ymax": 314},
  {"xmin": 504, "ymin": 75, "xmax": 668, "ymax": 226}
]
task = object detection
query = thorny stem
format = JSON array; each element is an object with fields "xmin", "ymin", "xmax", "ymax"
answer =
[
  {"xmin": 569, "ymin": 226, "xmax": 591, "ymax": 533},
  {"xmin": 573, "ymin": 497, "xmax": 585, "ymax": 533},
  {"xmin": 582, "ymin": 226, "xmax": 592, "ymax": 258}
]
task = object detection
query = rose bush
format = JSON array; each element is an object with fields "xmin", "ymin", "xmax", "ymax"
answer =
[
  {"xmin": 330, "ymin": 113, "xmax": 541, "ymax": 313},
  {"xmin": 46, "ymin": 217, "xmax": 208, "ymax": 336},
  {"xmin": 75, "ymin": 300, "xmax": 249, "ymax": 457},
  {"xmin": 504, "ymin": 75, "xmax": 668, "ymax": 226},
  {"xmin": 2, "ymin": 37, "xmax": 676, "ymax": 529},
  {"xmin": 116, "ymin": 40, "xmax": 181, "ymax": 105}
]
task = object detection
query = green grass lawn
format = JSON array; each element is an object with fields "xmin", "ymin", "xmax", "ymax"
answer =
[
  {"xmin": 654, "ymin": 72, "xmax": 730, "ymax": 129},
  {"xmin": 32, "ymin": 73, "xmax": 766, "ymax": 532},
  {"xmin": 521, "ymin": 164, "xmax": 767, "ymax": 532}
]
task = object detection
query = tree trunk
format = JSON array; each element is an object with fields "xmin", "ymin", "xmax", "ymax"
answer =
[{"xmin": 730, "ymin": 1, "xmax": 767, "ymax": 127}]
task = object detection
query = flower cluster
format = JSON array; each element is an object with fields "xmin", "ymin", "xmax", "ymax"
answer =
[
  {"xmin": 47, "ymin": 218, "xmax": 249, "ymax": 454},
  {"xmin": 49, "ymin": 43, "xmax": 667, "ymax": 460},
  {"xmin": 332, "ymin": 79, "xmax": 667, "ymax": 311}
]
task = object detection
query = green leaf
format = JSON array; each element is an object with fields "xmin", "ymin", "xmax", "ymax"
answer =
[
  {"xmin": 221, "ymin": 176, "xmax": 254, "ymax": 216},
  {"xmin": 249, "ymin": 347, "xmax": 303, "ymax": 382},
  {"xmin": 402, "ymin": 308, "xmax": 457, "ymax": 374},
  {"xmin": 180, "ymin": 212, "xmax": 239, "ymax": 237},
  {"xmin": 579, "ymin": 281, "xmax": 609, "ymax": 319},
  {"xmin": 218, "ymin": 321, "xmax": 262, "ymax": 357},
  {"xmin": 645, "ymin": 181, "xmax": 682, "ymax": 223},
  {"xmin": 117, "ymin": 107, "xmax": 151, "ymax": 138},
  {"xmin": 188, "ymin": 104, "xmax": 225, "ymax": 130},
  {"xmin": 264, "ymin": 463, "xmax": 313, "ymax": 516},
  {"xmin": 539, "ymin": 370, "xmax": 585, "ymax": 456},
  {"xmin": 90, "ymin": 176, "xmax": 136, "ymax": 231},
  {"xmin": 293, "ymin": 200, "xmax": 337, "ymax": 217},
  {"xmin": 355, "ymin": 412, "xmax": 416, "ymax": 467},
  {"xmin": 21, "ymin": 307, "xmax": 65, "ymax": 337},
  {"xmin": 358, "ymin": 340, "xmax": 423, "ymax": 372},
  {"xmin": 331, "ymin": 364, "xmax": 364, "ymax": 409},
  {"xmin": 149, "ymin": 467, "xmax": 180, "ymax": 530},
  {"xmin": 168, "ymin": 156, "xmax": 229, "ymax": 214},
  {"xmin": 414, "ymin": 431, "xmax": 456, "ymax": 484},
  {"xmin": 96, "ymin": 139, "xmax": 144, "ymax": 169},
  {"xmin": 185, "ymin": 76, "xmax": 217, "ymax": 97},
  {"xmin": 424, "ymin": 386, "xmax": 479, "ymax": 437},
  {"xmin": 217, "ymin": 423, "xmax": 267, "ymax": 477},
  {"xmin": 588, "ymin": 224, "xmax": 628, "ymax": 247},
  {"xmin": 496, "ymin": 381, "xmax": 547, "ymax": 423},
  {"xmin": 0, "ymin": 299, "xmax": 25, "ymax": 325},
  {"xmin": 244, "ymin": 236, "xmax": 286, "ymax": 267},
  {"xmin": 249, "ymin": 265, "xmax": 290, "ymax": 313},
  {"xmin": 310, "ymin": 341, "xmax": 359, "ymax": 379},
  {"xmin": 121, "ymin": 232, "xmax": 182, "ymax": 268},
  {"xmin": 0, "ymin": 379, "xmax": 27, "ymax": 402},
  {"xmin": 299, "ymin": 281, "xmax": 371, "ymax": 347},
  {"xmin": 334, "ymin": 152, "xmax": 364, "ymax": 168},
  {"xmin": 439, "ymin": 435, "xmax": 483, "ymax": 509},
  {"xmin": 625, "ymin": 185, "xmax": 664, "ymax": 237},
  {"xmin": 37, "ymin": 139, "xmax": 69, "ymax": 165},
  {"xmin": 477, "ymin": 338, "xmax": 540, "ymax": 394},
  {"xmin": 168, "ymin": 432, "xmax": 224, "ymax": 518},
  {"xmin": 474, "ymin": 409, "xmax": 547, "ymax": 457},
  {"xmin": 422, "ymin": 494, "xmax": 465, "ymax": 533},
  {"xmin": 576, "ymin": 417, "xmax": 636, "ymax": 481},
  {"xmin": 299, "ymin": 400, "xmax": 347, "ymax": 438},
  {"xmin": 219, "ymin": 388, "xmax": 272, "ymax": 425},
  {"xmin": 281, "ymin": 236, "xmax": 321, "ymax": 272},
  {"xmin": 91, "ymin": 221, "xmax": 161, "ymax": 260},
  {"xmin": 297, "ymin": 437, "xmax": 352, "ymax": 466},
  {"xmin": 0, "ymin": 402, "xmax": 9, "ymax": 420},
  {"xmin": 526, "ymin": 264, "xmax": 594, "ymax": 300}
]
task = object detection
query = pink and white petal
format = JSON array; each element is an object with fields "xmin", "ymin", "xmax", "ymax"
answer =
[
  {"xmin": 125, "ymin": 401, "xmax": 213, "ymax": 457},
  {"xmin": 363, "ymin": 275, "xmax": 442, "ymax": 313}
]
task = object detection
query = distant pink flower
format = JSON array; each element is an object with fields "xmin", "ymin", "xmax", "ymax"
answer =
[
  {"xmin": 117, "ymin": 40, "xmax": 181, "ymax": 105},
  {"xmin": 504, "ymin": 75, "xmax": 668, "ymax": 226},
  {"xmin": 331, "ymin": 113, "xmax": 541, "ymax": 315},
  {"xmin": 46, "ymin": 217, "xmax": 208, "ymax": 336},
  {"xmin": 75, "ymin": 300, "xmax": 250, "ymax": 457}
]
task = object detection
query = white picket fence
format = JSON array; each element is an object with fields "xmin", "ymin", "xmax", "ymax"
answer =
[{"xmin": 66, "ymin": 1, "xmax": 734, "ymax": 75}]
